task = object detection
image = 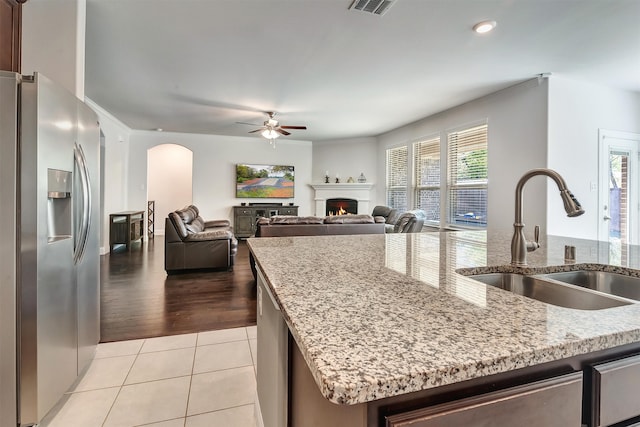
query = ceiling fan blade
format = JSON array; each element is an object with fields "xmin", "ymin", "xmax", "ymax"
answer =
[
  {"xmin": 280, "ymin": 125, "xmax": 307, "ymax": 130},
  {"xmin": 276, "ymin": 128, "xmax": 291, "ymax": 136},
  {"xmin": 248, "ymin": 128, "xmax": 265, "ymax": 133},
  {"xmin": 236, "ymin": 121, "xmax": 262, "ymax": 126}
]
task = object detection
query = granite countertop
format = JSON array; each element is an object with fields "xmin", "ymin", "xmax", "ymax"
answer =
[{"xmin": 247, "ymin": 231, "xmax": 640, "ymax": 405}]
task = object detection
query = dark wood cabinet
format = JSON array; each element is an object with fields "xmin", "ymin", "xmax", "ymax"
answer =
[
  {"xmin": 0, "ymin": 0, "xmax": 24, "ymax": 73},
  {"xmin": 385, "ymin": 373, "xmax": 583, "ymax": 427},
  {"xmin": 591, "ymin": 354, "xmax": 640, "ymax": 427},
  {"xmin": 109, "ymin": 211, "xmax": 144, "ymax": 252},
  {"xmin": 233, "ymin": 205, "xmax": 298, "ymax": 238}
]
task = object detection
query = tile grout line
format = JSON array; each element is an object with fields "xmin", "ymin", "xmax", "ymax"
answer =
[
  {"xmin": 101, "ymin": 338, "xmax": 147, "ymax": 427},
  {"xmin": 186, "ymin": 402, "xmax": 256, "ymax": 420},
  {"xmin": 182, "ymin": 332, "xmax": 200, "ymax": 425},
  {"xmin": 134, "ymin": 416, "xmax": 186, "ymax": 427},
  {"xmin": 247, "ymin": 326, "xmax": 257, "ymax": 377},
  {"xmin": 246, "ymin": 328, "xmax": 257, "ymax": 368}
]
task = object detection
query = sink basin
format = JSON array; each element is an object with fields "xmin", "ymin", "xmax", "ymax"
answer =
[
  {"xmin": 540, "ymin": 271, "xmax": 640, "ymax": 302},
  {"xmin": 468, "ymin": 273, "xmax": 631, "ymax": 310}
]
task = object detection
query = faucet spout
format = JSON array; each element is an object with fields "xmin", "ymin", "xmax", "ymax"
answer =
[{"xmin": 511, "ymin": 168, "xmax": 584, "ymax": 266}]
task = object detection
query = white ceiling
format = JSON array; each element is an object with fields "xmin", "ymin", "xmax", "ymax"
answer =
[{"xmin": 85, "ymin": 0, "xmax": 640, "ymax": 142}]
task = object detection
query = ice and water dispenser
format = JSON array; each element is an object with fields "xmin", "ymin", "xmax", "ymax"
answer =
[{"xmin": 47, "ymin": 168, "xmax": 72, "ymax": 243}]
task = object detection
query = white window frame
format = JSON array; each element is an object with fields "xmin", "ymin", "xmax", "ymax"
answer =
[
  {"xmin": 446, "ymin": 123, "xmax": 488, "ymax": 229},
  {"xmin": 413, "ymin": 136, "xmax": 441, "ymax": 226},
  {"xmin": 385, "ymin": 145, "xmax": 409, "ymax": 212}
]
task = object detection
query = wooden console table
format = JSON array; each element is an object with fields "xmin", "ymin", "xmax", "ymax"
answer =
[
  {"xmin": 233, "ymin": 204, "xmax": 298, "ymax": 238},
  {"xmin": 109, "ymin": 210, "xmax": 144, "ymax": 252}
]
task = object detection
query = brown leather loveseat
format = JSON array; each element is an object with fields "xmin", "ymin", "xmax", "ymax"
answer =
[{"xmin": 165, "ymin": 205, "xmax": 238, "ymax": 273}]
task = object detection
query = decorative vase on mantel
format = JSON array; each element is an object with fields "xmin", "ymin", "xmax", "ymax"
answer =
[{"xmin": 357, "ymin": 173, "xmax": 367, "ymax": 183}]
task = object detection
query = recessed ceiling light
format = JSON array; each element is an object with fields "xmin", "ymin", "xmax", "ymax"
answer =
[
  {"xmin": 155, "ymin": 128, "xmax": 163, "ymax": 132},
  {"xmin": 473, "ymin": 20, "xmax": 497, "ymax": 34}
]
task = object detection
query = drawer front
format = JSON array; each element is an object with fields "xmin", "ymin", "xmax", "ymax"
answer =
[
  {"xmin": 386, "ymin": 372, "xmax": 583, "ymax": 427},
  {"xmin": 237, "ymin": 209, "xmax": 251, "ymax": 215},
  {"xmin": 594, "ymin": 354, "xmax": 640, "ymax": 426},
  {"xmin": 281, "ymin": 208, "xmax": 297, "ymax": 215}
]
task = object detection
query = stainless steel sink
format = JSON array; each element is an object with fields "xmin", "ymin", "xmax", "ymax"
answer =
[
  {"xmin": 540, "ymin": 271, "xmax": 640, "ymax": 302},
  {"xmin": 468, "ymin": 273, "xmax": 632, "ymax": 310}
]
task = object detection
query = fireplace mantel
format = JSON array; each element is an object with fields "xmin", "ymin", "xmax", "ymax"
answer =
[{"xmin": 310, "ymin": 183, "xmax": 374, "ymax": 216}]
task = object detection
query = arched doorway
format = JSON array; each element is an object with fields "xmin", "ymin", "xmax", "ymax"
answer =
[{"xmin": 147, "ymin": 144, "xmax": 193, "ymax": 234}]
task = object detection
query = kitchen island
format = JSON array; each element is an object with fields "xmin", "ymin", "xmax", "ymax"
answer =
[{"xmin": 248, "ymin": 231, "xmax": 640, "ymax": 427}]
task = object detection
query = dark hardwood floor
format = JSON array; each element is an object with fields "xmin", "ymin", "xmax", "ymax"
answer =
[{"xmin": 100, "ymin": 236, "xmax": 256, "ymax": 343}]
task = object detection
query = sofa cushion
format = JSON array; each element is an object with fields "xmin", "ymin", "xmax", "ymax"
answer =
[
  {"xmin": 257, "ymin": 217, "xmax": 271, "ymax": 226},
  {"xmin": 169, "ymin": 212, "xmax": 189, "ymax": 239},
  {"xmin": 184, "ymin": 229, "xmax": 234, "ymax": 241},
  {"xmin": 185, "ymin": 216, "xmax": 205, "ymax": 233},
  {"xmin": 205, "ymin": 219, "xmax": 231, "ymax": 228},
  {"xmin": 188, "ymin": 205, "xmax": 199, "ymax": 217},
  {"xmin": 176, "ymin": 206, "xmax": 198, "ymax": 224},
  {"xmin": 270, "ymin": 215, "xmax": 325, "ymax": 225},
  {"xmin": 324, "ymin": 214, "xmax": 375, "ymax": 224}
]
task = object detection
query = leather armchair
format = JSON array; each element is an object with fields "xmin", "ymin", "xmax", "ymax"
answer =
[
  {"xmin": 371, "ymin": 205, "xmax": 399, "ymax": 233},
  {"xmin": 164, "ymin": 205, "xmax": 238, "ymax": 273},
  {"xmin": 393, "ymin": 209, "xmax": 427, "ymax": 233}
]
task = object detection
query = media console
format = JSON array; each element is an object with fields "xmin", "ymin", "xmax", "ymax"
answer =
[{"xmin": 233, "ymin": 204, "xmax": 298, "ymax": 238}]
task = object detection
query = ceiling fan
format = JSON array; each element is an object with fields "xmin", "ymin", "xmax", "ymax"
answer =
[{"xmin": 237, "ymin": 112, "xmax": 307, "ymax": 141}]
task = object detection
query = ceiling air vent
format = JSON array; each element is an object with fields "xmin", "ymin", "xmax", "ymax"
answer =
[{"xmin": 349, "ymin": 0, "xmax": 395, "ymax": 16}]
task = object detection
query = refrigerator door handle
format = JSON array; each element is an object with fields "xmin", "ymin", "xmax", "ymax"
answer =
[{"xmin": 73, "ymin": 143, "xmax": 92, "ymax": 264}]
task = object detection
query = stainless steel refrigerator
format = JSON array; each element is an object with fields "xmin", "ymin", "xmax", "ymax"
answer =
[{"xmin": 0, "ymin": 71, "xmax": 100, "ymax": 427}]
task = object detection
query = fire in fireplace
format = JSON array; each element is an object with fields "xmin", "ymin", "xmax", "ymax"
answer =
[{"xmin": 326, "ymin": 198, "xmax": 358, "ymax": 216}]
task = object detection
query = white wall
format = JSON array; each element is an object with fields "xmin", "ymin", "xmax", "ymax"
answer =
[
  {"xmin": 147, "ymin": 144, "xmax": 193, "ymax": 233},
  {"xmin": 312, "ymin": 137, "xmax": 378, "ymax": 185},
  {"xmin": 127, "ymin": 132, "xmax": 313, "ymax": 224},
  {"xmin": 22, "ymin": 0, "xmax": 86, "ymax": 99},
  {"xmin": 547, "ymin": 76, "xmax": 640, "ymax": 240},
  {"xmin": 78, "ymin": 101, "xmax": 313, "ymax": 250},
  {"xmin": 376, "ymin": 78, "xmax": 550, "ymax": 233},
  {"xmin": 86, "ymin": 99, "xmax": 132, "ymax": 253}
]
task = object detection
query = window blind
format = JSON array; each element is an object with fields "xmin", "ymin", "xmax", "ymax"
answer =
[
  {"xmin": 414, "ymin": 137, "xmax": 441, "ymax": 223},
  {"xmin": 386, "ymin": 146, "xmax": 408, "ymax": 211},
  {"xmin": 447, "ymin": 124, "xmax": 488, "ymax": 228}
]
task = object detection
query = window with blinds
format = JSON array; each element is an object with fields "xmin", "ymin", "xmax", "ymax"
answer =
[
  {"xmin": 447, "ymin": 124, "xmax": 488, "ymax": 228},
  {"xmin": 414, "ymin": 137, "xmax": 441, "ymax": 224},
  {"xmin": 386, "ymin": 146, "xmax": 408, "ymax": 211}
]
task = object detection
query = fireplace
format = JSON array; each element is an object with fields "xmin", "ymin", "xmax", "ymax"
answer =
[
  {"xmin": 310, "ymin": 183, "xmax": 374, "ymax": 216},
  {"xmin": 326, "ymin": 198, "xmax": 358, "ymax": 216}
]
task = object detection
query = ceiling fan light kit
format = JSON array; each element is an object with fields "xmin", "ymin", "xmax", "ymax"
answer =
[
  {"xmin": 262, "ymin": 129, "xmax": 279, "ymax": 140},
  {"xmin": 237, "ymin": 111, "xmax": 307, "ymax": 147}
]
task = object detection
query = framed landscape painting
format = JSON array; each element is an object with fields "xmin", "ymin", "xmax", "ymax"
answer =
[{"xmin": 236, "ymin": 164, "xmax": 295, "ymax": 198}]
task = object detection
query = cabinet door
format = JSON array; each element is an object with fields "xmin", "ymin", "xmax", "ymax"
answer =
[
  {"xmin": 256, "ymin": 272, "xmax": 288, "ymax": 427},
  {"xmin": 592, "ymin": 354, "xmax": 640, "ymax": 427},
  {"xmin": 386, "ymin": 372, "xmax": 583, "ymax": 427},
  {"xmin": 234, "ymin": 211, "xmax": 254, "ymax": 237},
  {"xmin": 0, "ymin": 0, "xmax": 22, "ymax": 72}
]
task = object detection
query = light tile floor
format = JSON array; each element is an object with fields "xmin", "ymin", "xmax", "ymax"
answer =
[{"xmin": 40, "ymin": 326, "xmax": 258, "ymax": 427}]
